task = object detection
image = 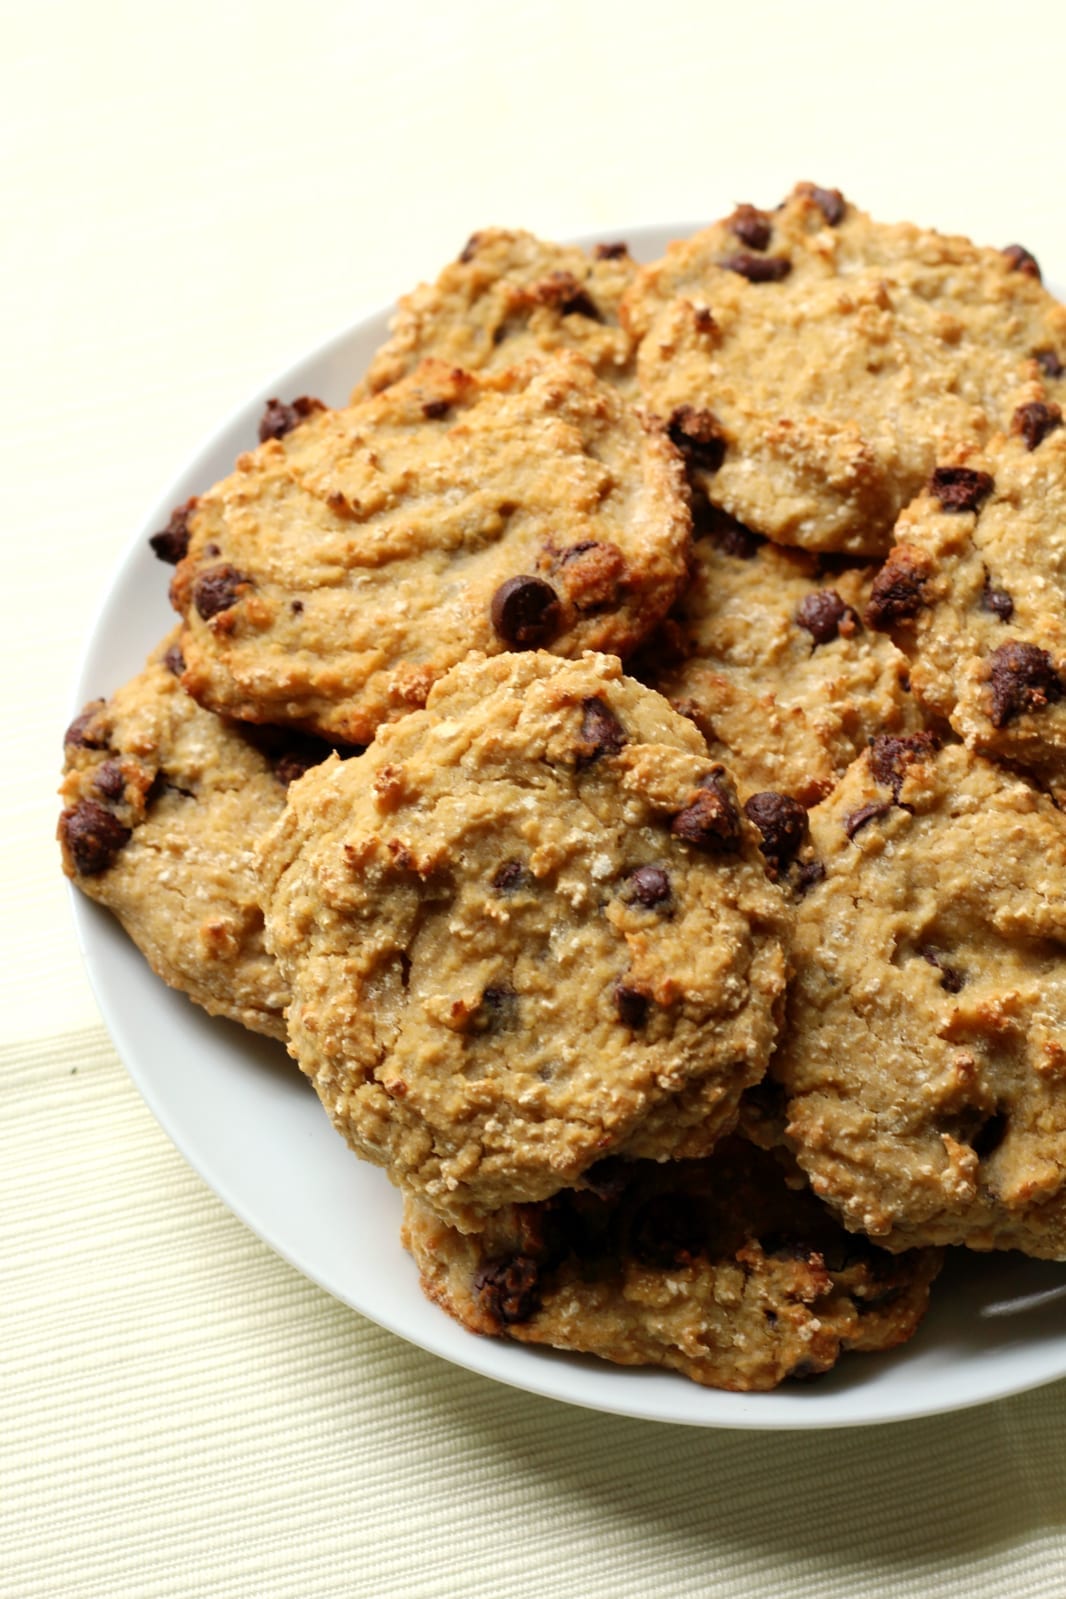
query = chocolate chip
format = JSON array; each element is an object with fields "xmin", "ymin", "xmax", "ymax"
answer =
[
  {"xmin": 421, "ymin": 398, "xmax": 450, "ymax": 420},
  {"xmin": 921, "ymin": 945, "xmax": 965, "ymax": 994},
  {"xmin": 1003, "ymin": 243, "xmax": 1041, "ymax": 281},
  {"xmin": 93, "ymin": 760, "xmax": 125, "ymax": 802},
  {"xmin": 729, "ymin": 204, "xmax": 772, "ymax": 251},
  {"xmin": 474, "ymin": 1255, "xmax": 541, "ymax": 1325},
  {"xmin": 64, "ymin": 702, "xmax": 108, "ymax": 750},
  {"xmin": 575, "ymin": 697, "xmax": 627, "ymax": 765},
  {"xmin": 988, "ymin": 640, "xmax": 1064, "ymax": 727},
  {"xmin": 670, "ymin": 770, "xmax": 741, "ymax": 853},
  {"xmin": 929, "ymin": 466, "xmax": 995, "ymax": 513},
  {"xmin": 720, "ymin": 252, "xmax": 792, "ymax": 283},
  {"xmin": 149, "ymin": 498, "xmax": 198, "ymax": 565},
  {"xmin": 491, "ymin": 858, "xmax": 528, "ymax": 894},
  {"xmin": 163, "ymin": 643, "xmax": 186, "ymax": 677},
  {"xmin": 59, "ymin": 799, "xmax": 132, "ymax": 875},
  {"xmin": 593, "ymin": 241, "xmax": 629, "ymax": 260},
  {"xmin": 980, "ymin": 581, "xmax": 1014, "ymax": 622},
  {"xmin": 795, "ymin": 859, "xmax": 826, "ymax": 894},
  {"xmin": 192, "ymin": 564, "xmax": 251, "ymax": 620},
  {"xmin": 1035, "ymin": 349, "xmax": 1064, "ymax": 379},
  {"xmin": 843, "ymin": 800, "xmax": 893, "ymax": 839},
  {"xmin": 667, "ymin": 406, "xmax": 727, "ymax": 473},
  {"xmin": 1012, "ymin": 400, "xmax": 1063, "ymax": 451},
  {"xmin": 489, "ymin": 575, "xmax": 561, "ymax": 648},
  {"xmin": 801, "ymin": 184, "xmax": 847, "ymax": 226},
  {"xmin": 614, "ymin": 984, "xmax": 649, "ymax": 1028},
  {"xmin": 796, "ymin": 589, "xmax": 860, "ymax": 645},
  {"xmin": 458, "ymin": 232, "xmax": 482, "ymax": 264},
  {"xmin": 868, "ymin": 731, "xmax": 938, "ymax": 800},
  {"xmin": 473, "ymin": 984, "xmax": 518, "ymax": 1034},
  {"xmin": 257, "ymin": 395, "xmax": 324, "ymax": 443},
  {"xmin": 744, "ymin": 792, "xmax": 808, "ymax": 879},
  {"xmin": 624, "ymin": 864, "xmax": 671, "ymax": 908},
  {"xmin": 865, "ymin": 546, "xmax": 933, "ymax": 629},
  {"xmin": 630, "ymin": 1194, "xmax": 703, "ymax": 1270}
]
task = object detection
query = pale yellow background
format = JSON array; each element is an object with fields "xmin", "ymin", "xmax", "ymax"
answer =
[{"xmin": 5, "ymin": 3, "xmax": 1066, "ymax": 1594}]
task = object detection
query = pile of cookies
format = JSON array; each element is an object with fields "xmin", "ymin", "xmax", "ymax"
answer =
[{"xmin": 59, "ymin": 184, "xmax": 1066, "ymax": 1392}]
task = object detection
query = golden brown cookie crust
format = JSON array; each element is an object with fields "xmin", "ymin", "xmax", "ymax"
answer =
[
  {"xmin": 57, "ymin": 634, "xmax": 334, "ymax": 1039},
  {"xmin": 169, "ymin": 353, "xmax": 691, "ymax": 744},
  {"xmin": 260, "ymin": 651, "xmax": 792, "ymax": 1231},
  {"xmin": 774, "ymin": 736, "xmax": 1066, "ymax": 1258},
  {"xmin": 624, "ymin": 184, "xmax": 1066, "ymax": 554},
  {"xmin": 402, "ymin": 1137, "xmax": 942, "ymax": 1391},
  {"xmin": 354, "ymin": 228, "xmax": 637, "ymax": 398},
  {"xmin": 867, "ymin": 430, "xmax": 1066, "ymax": 799}
]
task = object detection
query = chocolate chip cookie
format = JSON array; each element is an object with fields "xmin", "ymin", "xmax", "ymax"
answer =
[
  {"xmin": 773, "ymin": 735, "xmax": 1066, "ymax": 1258},
  {"xmin": 354, "ymin": 228, "xmax": 637, "ymax": 398},
  {"xmin": 624, "ymin": 182, "xmax": 1066, "ymax": 554},
  {"xmin": 259, "ymin": 651, "xmax": 792, "ymax": 1231},
  {"xmin": 58, "ymin": 634, "xmax": 344, "ymax": 1038},
  {"xmin": 168, "ymin": 352, "xmax": 691, "ymax": 744},
  {"xmin": 867, "ymin": 429, "xmax": 1066, "ymax": 799},
  {"xmin": 402, "ymin": 1135, "xmax": 942, "ymax": 1390},
  {"xmin": 638, "ymin": 499, "xmax": 916, "ymax": 806}
]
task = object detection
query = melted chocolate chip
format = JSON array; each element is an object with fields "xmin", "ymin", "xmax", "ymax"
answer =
[
  {"xmin": 802, "ymin": 184, "xmax": 847, "ymax": 226},
  {"xmin": 670, "ymin": 771, "xmax": 741, "ymax": 853},
  {"xmin": 473, "ymin": 984, "xmax": 518, "ymax": 1034},
  {"xmin": 795, "ymin": 859, "xmax": 826, "ymax": 894},
  {"xmin": 988, "ymin": 641, "xmax": 1064, "ymax": 728},
  {"xmin": 59, "ymin": 799, "xmax": 132, "ymax": 875},
  {"xmin": 865, "ymin": 547, "xmax": 932, "ymax": 629},
  {"xmin": 729, "ymin": 204, "xmax": 772, "ymax": 251},
  {"xmin": 93, "ymin": 761, "xmax": 125, "ymax": 802},
  {"xmin": 1035, "ymin": 348, "xmax": 1064, "ymax": 379},
  {"xmin": 980, "ymin": 581, "xmax": 1014, "ymax": 623},
  {"xmin": 575, "ymin": 697, "xmax": 627, "ymax": 765},
  {"xmin": 744, "ymin": 792, "xmax": 808, "ymax": 879},
  {"xmin": 474, "ymin": 1255, "xmax": 541, "ymax": 1325},
  {"xmin": 624, "ymin": 864, "xmax": 671, "ymax": 908},
  {"xmin": 257, "ymin": 395, "xmax": 324, "ymax": 443},
  {"xmin": 593, "ymin": 241, "xmax": 629, "ymax": 260},
  {"xmin": 843, "ymin": 800, "xmax": 893, "ymax": 839},
  {"xmin": 667, "ymin": 406, "xmax": 727, "ymax": 473},
  {"xmin": 929, "ymin": 466, "xmax": 995, "ymax": 513},
  {"xmin": 560, "ymin": 285, "xmax": 602, "ymax": 320},
  {"xmin": 192, "ymin": 564, "xmax": 251, "ymax": 620},
  {"xmin": 491, "ymin": 858, "xmax": 528, "ymax": 894},
  {"xmin": 921, "ymin": 945, "xmax": 965, "ymax": 994},
  {"xmin": 868, "ymin": 731, "xmax": 938, "ymax": 800},
  {"xmin": 64, "ymin": 703, "xmax": 108, "ymax": 750},
  {"xmin": 149, "ymin": 498, "xmax": 198, "ymax": 565},
  {"xmin": 489, "ymin": 575, "xmax": 561, "ymax": 648},
  {"xmin": 1003, "ymin": 243, "xmax": 1041, "ymax": 281},
  {"xmin": 1012, "ymin": 400, "xmax": 1063, "ymax": 451},
  {"xmin": 796, "ymin": 589, "xmax": 860, "ymax": 645},
  {"xmin": 613, "ymin": 984, "xmax": 649, "ymax": 1028},
  {"xmin": 630, "ymin": 1195, "xmax": 703, "ymax": 1269},
  {"xmin": 720, "ymin": 252, "xmax": 792, "ymax": 283},
  {"xmin": 163, "ymin": 643, "xmax": 186, "ymax": 677},
  {"xmin": 422, "ymin": 398, "xmax": 450, "ymax": 420}
]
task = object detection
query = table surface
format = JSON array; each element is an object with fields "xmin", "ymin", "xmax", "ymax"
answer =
[{"xmin": 6, "ymin": 4, "xmax": 1066, "ymax": 1594}]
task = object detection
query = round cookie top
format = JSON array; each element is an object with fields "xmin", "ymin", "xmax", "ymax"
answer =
[
  {"xmin": 57, "ymin": 634, "xmax": 343, "ymax": 1039},
  {"xmin": 773, "ymin": 734, "xmax": 1066, "ymax": 1258},
  {"xmin": 866, "ymin": 427, "xmax": 1066, "ymax": 801},
  {"xmin": 402, "ymin": 1136, "xmax": 942, "ymax": 1391},
  {"xmin": 167, "ymin": 352, "xmax": 691, "ymax": 744},
  {"xmin": 623, "ymin": 182, "xmax": 1066, "ymax": 554},
  {"xmin": 354, "ymin": 228, "xmax": 637, "ymax": 399},
  {"xmin": 259, "ymin": 651, "xmax": 792, "ymax": 1231},
  {"xmin": 638, "ymin": 499, "xmax": 916, "ymax": 809}
]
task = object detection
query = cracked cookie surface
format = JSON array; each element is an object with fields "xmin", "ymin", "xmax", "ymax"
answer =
[
  {"xmin": 402, "ymin": 1134, "xmax": 942, "ymax": 1390},
  {"xmin": 169, "ymin": 353, "xmax": 690, "ymax": 744},
  {"xmin": 354, "ymin": 228, "xmax": 637, "ymax": 398},
  {"xmin": 773, "ymin": 736, "xmax": 1066, "ymax": 1258},
  {"xmin": 867, "ymin": 430, "xmax": 1066, "ymax": 799},
  {"xmin": 259, "ymin": 651, "xmax": 792, "ymax": 1231},
  {"xmin": 58, "ymin": 634, "xmax": 343, "ymax": 1038},
  {"xmin": 624, "ymin": 183, "xmax": 1066, "ymax": 554}
]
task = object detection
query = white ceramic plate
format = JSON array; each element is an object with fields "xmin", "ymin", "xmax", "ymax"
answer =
[{"xmin": 69, "ymin": 224, "xmax": 1066, "ymax": 1429}]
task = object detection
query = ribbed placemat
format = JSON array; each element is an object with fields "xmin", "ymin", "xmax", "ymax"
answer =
[{"xmin": 4, "ymin": 1026, "xmax": 1066, "ymax": 1599}]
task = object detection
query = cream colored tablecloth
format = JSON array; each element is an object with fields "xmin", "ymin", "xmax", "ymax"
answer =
[{"xmin": 6, "ymin": 4, "xmax": 1066, "ymax": 1593}]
